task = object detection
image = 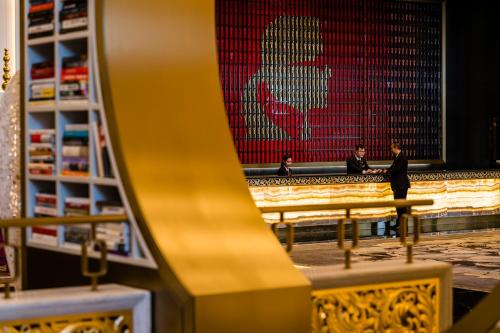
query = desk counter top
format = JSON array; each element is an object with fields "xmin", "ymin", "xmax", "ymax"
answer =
[{"xmin": 247, "ymin": 169, "xmax": 500, "ymax": 187}]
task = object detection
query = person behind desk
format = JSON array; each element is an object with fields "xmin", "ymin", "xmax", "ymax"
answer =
[
  {"xmin": 346, "ymin": 144, "xmax": 382, "ymax": 174},
  {"xmin": 383, "ymin": 142, "xmax": 411, "ymax": 228},
  {"xmin": 277, "ymin": 154, "xmax": 292, "ymax": 177}
]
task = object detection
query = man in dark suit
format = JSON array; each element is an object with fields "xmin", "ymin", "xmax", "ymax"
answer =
[
  {"xmin": 346, "ymin": 144, "xmax": 371, "ymax": 174},
  {"xmin": 346, "ymin": 144, "xmax": 383, "ymax": 174},
  {"xmin": 277, "ymin": 154, "xmax": 292, "ymax": 177},
  {"xmin": 383, "ymin": 143, "xmax": 411, "ymax": 227}
]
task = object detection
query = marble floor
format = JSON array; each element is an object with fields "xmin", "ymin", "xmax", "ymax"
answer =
[{"xmin": 291, "ymin": 229, "xmax": 500, "ymax": 292}]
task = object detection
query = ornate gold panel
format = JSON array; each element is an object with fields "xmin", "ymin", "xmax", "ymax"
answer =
[
  {"xmin": 0, "ymin": 310, "xmax": 132, "ymax": 333},
  {"xmin": 312, "ymin": 278, "xmax": 440, "ymax": 333}
]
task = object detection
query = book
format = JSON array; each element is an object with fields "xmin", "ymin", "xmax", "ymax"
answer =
[
  {"xmin": 29, "ymin": 129, "xmax": 55, "ymax": 175},
  {"xmin": 31, "ymin": 61, "xmax": 54, "ymax": 80},
  {"xmin": 62, "ymin": 145, "xmax": 88, "ymax": 157},
  {"xmin": 30, "ymin": 82, "xmax": 55, "ymax": 101},
  {"xmin": 92, "ymin": 121, "xmax": 104, "ymax": 177},
  {"xmin": 60, "ymin": 0, "xmax": 87, "ymax": 33},
  {"xmin": 27, "ymin": 22, "xmax": 54, "ymax": 34},
  {"xmin": 30, "ymin": 133, "xmax": 54, "ymax": 143},
  {"xmin": 28, "ymin": 163, "xmax": 54, "ymax": 175},
  {"xmin": 63, "ymin": 196, "xmax": 90, "ymax": 245},
  {"xmin": 65, "ymin": 124, "xmax": 89, "ymax": 131},
  {"xmin": 34, "ymin": 206, "xmax": 57, "ymax": 216},
  {"xmin": 28, "ymin": 129, "xmax": 55, "ymax": 175},
  {"xmin": 31, "ymin": 191, "xmax": 58, "ymax": 245},
  {"xmin": 31, "ymin": 226, "xmax": 58, "ymax": 246},
  {"xmin": 29, "ymin": 2, "xmax": 54, "ymax": 13},
  {"xmin": 35, "ymin": 193, "xmax": 57, "ymax": 205},
  {"xmin": 60, "ymin": 55, "xmax": 88, "ymax": 100},
  {"xmin": 64, "ymin": 225, "xmax": 90, "ymax": 245},
  {"xmin": 95, "ymin": 201, "xmax": 129, "ymax": 255},
  {"xmin": 61, "ymin": 17, "xmax": 88, "ymax": 31},
  {"xmin": 27, "ymin": 3, "xmax": 54, "ymax": 39}
]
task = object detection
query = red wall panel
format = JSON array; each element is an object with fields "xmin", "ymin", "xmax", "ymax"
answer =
[{"xmin": 216, "ymin": 0, "xmax": 442, "ymax": 164}]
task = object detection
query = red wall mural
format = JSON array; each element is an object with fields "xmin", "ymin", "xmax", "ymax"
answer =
[{"xmin": 216, "ymin": 0, "xmax": 442, "ymax": 164}]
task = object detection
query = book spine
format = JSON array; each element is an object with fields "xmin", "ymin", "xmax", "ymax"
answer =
[
  {"xmin": 61, "ymin": 17, "xmax": 88, "ymax": 30},
  {"xmin": 27, "ymin": 22, "xmax": 54, "ymax": 34},
  {"xmin": 29, "ymin": 2, "xmax": 54, "ymax": 13},
  {"xmin": 62, "ymin": 146, "xmax": 89, "ymax": 157},
  {"xmin": 30, "ymin": 133, "xmax": 54, "ymax": 143},
  {"xmin": 34, "ymin": 206, "xmax": 58, "ymax": 216}
]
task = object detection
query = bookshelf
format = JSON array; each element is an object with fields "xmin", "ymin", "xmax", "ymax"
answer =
[{"xmin": 23, "ymin": 0, "xmax": 156, "ymax": 267}]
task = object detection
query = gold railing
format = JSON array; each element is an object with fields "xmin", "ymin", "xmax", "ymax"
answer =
[
  {"xmin": 0, "ymin": 215, "xmax": 127, "ymax": 298},
  {"xmin": 260, "ymin": 199, "xmax": 433, "ymax": 268}
]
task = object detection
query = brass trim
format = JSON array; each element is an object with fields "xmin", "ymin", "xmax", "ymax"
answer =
[
  {"xmin": 0, "ymin": 215, "xmax": 128, "ymax": 228},
  {"xmin": 336, "ymin": 216, "xmax": 359, "ymax": 269},
  {"xmin": 400, "ymin": 214, "xmax": 421, "ymax": 264},
  {"xmin": 261, "ymin": 200, "xmax": 431, "ymax": 268},
  {"xmin": 259, "ymin": 199, "xmax": 434, "ymax": 214},
  {"xmin": 81, "ymin": 239, "xmax": 108, "ymax": 291}
]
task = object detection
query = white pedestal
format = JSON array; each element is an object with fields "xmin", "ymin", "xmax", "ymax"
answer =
[{"xmin": 0, "ymin": 284, "xmax": 151, "ymax": 332}]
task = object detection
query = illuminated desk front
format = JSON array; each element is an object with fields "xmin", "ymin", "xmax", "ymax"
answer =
[{"xmin": 247, "ymin": 170, "xmax": 500, "ymax": 223}]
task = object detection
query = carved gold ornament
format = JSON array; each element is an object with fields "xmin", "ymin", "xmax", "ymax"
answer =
[
  {"xmin": 0, "ymin": 310, "xmax": 132, "ymax": 333},
  {"xmin": 312, "ymin": 278, "xmax": 439, "ymax": 333}
]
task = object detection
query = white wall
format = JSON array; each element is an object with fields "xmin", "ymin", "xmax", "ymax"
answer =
[{"xmin": 0, "ymin": 0, "xmax": 18, "ymax": 74}]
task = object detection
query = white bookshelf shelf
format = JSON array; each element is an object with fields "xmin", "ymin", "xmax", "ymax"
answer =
[
  {"xmin": 30, "ymin": 78, "xmax": 55, "ymax": 84},
  {"xmin": 58, "ymin": 30, "xmax": 89, "ymax": 42},
  {"xmin": 57, "ymin": 101, "xmax": 92, "ymax": 110},
  {"xmin": 27, "ymin": 241, "xmax": 156, "ymax": 268},
  {"xmin": 27, "ymin": 102, "xmax": 56, "ymax": 112},
  {"xmin": 27, "ymin": 36, "xmax": 56, "ymax": 46},
  {"xmin": 58, "ymin": 176, "xmax": 90, "ymax": 184},
  {"xmin": 24, "ymin": 0, "xmax": 156, "ymax": 268},
  {"xmin": 92, "ymin": 177, "xmax": 118, "ymax": 186},
  {"xmin": 27, "ymin": 174, "xmax": 55, "ymax": 182}
]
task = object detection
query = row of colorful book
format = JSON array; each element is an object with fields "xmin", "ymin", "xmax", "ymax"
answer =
[
  {"xmin": 28, "ymin": 0, "xmax": 88, "ymax": 39},
  {"xmin": 29, "ymin": 54, "xmax": 88, "ymax": 102},
  {"xmin": 29, "ymin": 129, "xmax": 55, "ymax": 175},
  {"xmin": 28, "ymin": 0, "xmax": 54, "ymax": 39},
  {"xmin": 31, "ymin": 195, "xmax": 129, "ymax": 255},
  {"xmin": 60, "ymin": 0, "xmax": 88, "ymax": 33},
  {"xmin": 30, "ymin": 60, "xmax": 55, "ymax": 102},
  {"xmin": 62, "ymin": 124, "xmax": 89, "ymax": 176},
  {"xmin": 32, "ymin": 193, "xmax": 58, "ymax": 245},
  {"xmin": 61, "ymin": 54, "xmax": 89, "ymax": 101},
  {"xmin": 28, "ymin": 121, "xmax": 112, "ymax": 177}
]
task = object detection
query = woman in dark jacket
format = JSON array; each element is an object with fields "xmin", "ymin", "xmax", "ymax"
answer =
[{"xmin": 277, "ymin": 154, "xmax": 292, "ymax": 177}]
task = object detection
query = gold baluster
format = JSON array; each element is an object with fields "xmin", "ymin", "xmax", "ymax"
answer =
[
  {"xmin": 81, "ymin": 222, "xmax": 108, "ymax": 291},
  {"xmin": 2, "ymin": 48, "xmax": 11, "ymax": 91},
  {"xmin": 337, "ymin": 209, "xmax": 359, "ymax": 269},
  {"xmin": 399, "ymin": 209, "xmax": 421, "ymax": 264}
]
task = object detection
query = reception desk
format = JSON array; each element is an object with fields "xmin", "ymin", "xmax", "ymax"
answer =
[{"xmin": 247, "ymin": 170, "xmax": 500, "ymax": 223}]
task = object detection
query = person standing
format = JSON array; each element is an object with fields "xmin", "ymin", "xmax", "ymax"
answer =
[
  {"xmin": 277, "ymin": 154, "xmax": 292, "ymax": 177},
  {"xmin": 383, "ymin": 143, "xmax": 410, "ymax": 227}
]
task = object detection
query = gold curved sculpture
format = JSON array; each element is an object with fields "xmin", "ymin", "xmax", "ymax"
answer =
[{"xmin": 95, "ymin": 0, "xmax": 310, "ymax": 332}]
